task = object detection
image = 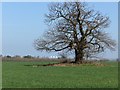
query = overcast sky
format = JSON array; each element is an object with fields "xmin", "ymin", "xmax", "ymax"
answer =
[{"xmin": 2, "ymin": 2, "xmax": 118, "ymax": 59}]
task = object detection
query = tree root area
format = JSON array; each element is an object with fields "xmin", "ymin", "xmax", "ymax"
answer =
[{"xmin": 24, "ymin": 61, "xmax": 106, "ymax": 67}]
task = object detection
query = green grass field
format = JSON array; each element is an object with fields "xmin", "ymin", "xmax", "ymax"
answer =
[{"xmin": 2, "ymin": 61, "xmax": 118, "ymax": 88}]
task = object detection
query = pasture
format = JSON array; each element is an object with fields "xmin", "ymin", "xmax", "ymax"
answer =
[{"xmin": 2, "ymin": 59, "xmax": 118, "ymax": 88}]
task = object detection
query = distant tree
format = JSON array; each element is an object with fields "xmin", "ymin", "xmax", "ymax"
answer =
[
  {"xmin": 23, "ymin": 55, "xmax": 33, "ymax": 58},
  {"xmin": 14, "ymin": 55, "xmax": 21, "ymax": 58},
  {"xmin": 0, "ymin": 55, "xmax": 2, "ymax": 57},
  {"xmin": 6, "ymin": 55, "xmax": 11, "ymax": 58},
  {"xmin": 59, "ymin": 52, "xmax": 68, "ymax": 59},
  {"xmin": 34, "ymin": 2, "xmax": 116, "ymax": 63},
  {"xmin": 37, "ymin": 56, "xmax": 40, "ymax": 58},
  {"xmin": 116, "ymin": 58, "xmax": 119, "ymax": 62}
]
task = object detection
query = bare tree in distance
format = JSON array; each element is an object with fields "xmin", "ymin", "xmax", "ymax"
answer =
[{"xmin": 34, "ymin": 2, "xmax": 116, "ymax": 63}]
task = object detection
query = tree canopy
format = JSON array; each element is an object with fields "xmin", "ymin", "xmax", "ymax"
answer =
[{"xmin": 34, "ymin": 2, "xmax": 116, "ymax": 63}]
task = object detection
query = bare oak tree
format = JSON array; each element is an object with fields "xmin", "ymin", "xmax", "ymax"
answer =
[{"xmin": 34, "ymin": 2, "xmax": 116, "ymax": 63}]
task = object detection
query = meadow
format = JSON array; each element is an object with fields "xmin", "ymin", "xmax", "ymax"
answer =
[{"xmin": 2, "ymin": 58, "xmax": 118, "ymax": 88}]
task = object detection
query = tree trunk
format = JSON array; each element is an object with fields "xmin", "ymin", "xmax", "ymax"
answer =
[{"xmin": 75, "ymin": 49, "xmax": 84, "ymax": 64}]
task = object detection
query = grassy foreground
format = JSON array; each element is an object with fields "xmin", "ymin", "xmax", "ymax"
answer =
[{"xmin": 2, "ymin": 61, "xmax": 118, "ymax": 88}]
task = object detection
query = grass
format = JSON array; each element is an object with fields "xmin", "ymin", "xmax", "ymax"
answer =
[{"xmin": 2, "ymin": 61, "xmax": 118, "ymax": 88}]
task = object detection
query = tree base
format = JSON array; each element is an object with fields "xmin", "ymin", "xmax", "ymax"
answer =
[{"xmin": 24, "ymin": 60, "xmax": 106, "ymax": 67}]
